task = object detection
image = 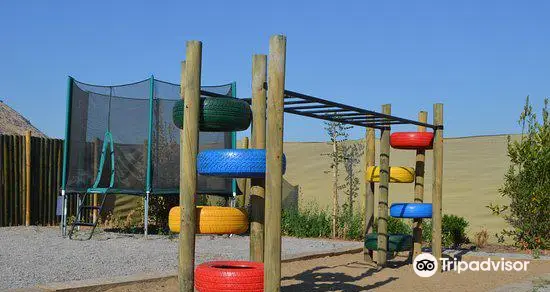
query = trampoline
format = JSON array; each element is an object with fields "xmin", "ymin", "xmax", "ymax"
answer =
[{"xmin": 60, "ymin": 76, "xmax": 237, "ymax": 236}]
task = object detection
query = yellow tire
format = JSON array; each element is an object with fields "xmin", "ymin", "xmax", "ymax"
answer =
[
  {"xmin": 168, "ymin": 206, "xmax": 249, "ymax": 234},
  {"xmin": 365, "ymin": 166, "xmax": 415, "ymax": 183}
]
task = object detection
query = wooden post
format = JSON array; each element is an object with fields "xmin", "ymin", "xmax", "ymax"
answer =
[
  {"xmin": 250, "ymin": 54, "xmax": 267, "ymax": 262},
  {"xmin": 179, "ymin": 41, "xmax": 202, "ymax": 292},
  {"xmin": 377, "ymin": 104, "xmax": 391, "ymax": 266},
  {"xmin": 432, "ymin": 104, "xmax": 443, "ymax": 263},
  {"xmin": 25, "ymin": 131, "xmax": 31, "ymax": 226},
  {"xmin": 238, "ymin": 137, "xmax": 249, "ymax": 207},
  {"xmin": 412, "ymin": 111, "xmax": 427, "ymax": 259},
  {"xmin": 363, "ymin": 127, "xmax": 375, "ymax": 262},
  {"xmin": 264, "ymin": 35, "xmax": 286, "ymax": 291}
]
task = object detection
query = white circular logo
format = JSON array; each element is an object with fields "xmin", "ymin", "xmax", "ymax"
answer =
[{"xmin": 413, "ymin": 253, "xmax": 438, "ymax": 277}]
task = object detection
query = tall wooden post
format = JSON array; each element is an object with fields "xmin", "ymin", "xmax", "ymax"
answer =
[
  {"xmin": 363, "ymin": 127, "xmax": 375, "ymax": 262},
  {"xmin": 250, "ymin": 54, "xmax": 267, "ymax": 262},
  {"xmin": 264, "ymin": 35, "xmax": 286, "ymax": 291},
  {"xmin": 412, "ymin": 111, "xmax": 427, "ymax": 259},
  {"xmin": 25, "ymin": 131, "xmax": 31, "ymax": 226},
  {"xmin": 432, "ymin": 104, "xmax": 444, "ymax": 263},
  {"xmin": 238, "ymin": 137, "xmax": 249, "ymax": 207},
  {"xmin": 179, "ymin": 40, "xmax": 202, "ymax": 292},
  {"xmin": 377, "ymin": 104, "xmax": 391, "ymax": 266}
]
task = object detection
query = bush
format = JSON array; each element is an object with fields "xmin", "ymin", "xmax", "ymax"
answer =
[
  {"xmin": 281, "ymin": 204, "xmax": 332, "ymax": 238},
  {"xmin": 373, "ymin": 216, "xmax": 412, "ymax": 235},
  {"xmin": 488, "ymin": 97, "xmax": 550, "ymax": 250},
  {"xmin": 474, "ymin": 229, "xmax": 489, "ymax": 248},
  {"xmin": 422, "ymin": 214, "xmax": 470, "ymax": 248}
]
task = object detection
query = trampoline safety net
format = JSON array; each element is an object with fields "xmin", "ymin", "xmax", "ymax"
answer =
[{"xmin": 64, "ymin": 77, "xmax": 234, "ymax": 196}]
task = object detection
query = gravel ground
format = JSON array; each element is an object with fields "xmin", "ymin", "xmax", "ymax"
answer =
[{"xmin": 0, "ymin": 226, "xmax": 362, "ymax": 290}]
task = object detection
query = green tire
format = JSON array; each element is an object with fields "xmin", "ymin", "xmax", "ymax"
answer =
[
  {"xmin": 364, "ymin": 233, "xmax": 412, "ymax": 252},
  {"xmin": 172, "ymin": 97, "xmax": 252, "ymax": 132}
]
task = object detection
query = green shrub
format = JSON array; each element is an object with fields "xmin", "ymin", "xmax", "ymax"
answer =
[
  {"xmin": 487, "ymin": 97, "xmax": 550, "ymax": 250},
  {"xmin": 373, "ymin": 217, "xmax": 412, "ymax": 235},
  {"xmin": 281, "ymin": 204, "xmax": 332, "ymax": 238},
  {"xmin": 422, "ymin": 214, "xmax": 469, "ymax": 248}
]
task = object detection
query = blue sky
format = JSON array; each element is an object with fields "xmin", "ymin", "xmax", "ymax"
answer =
[{"xmin": 1, "ymin": 1, "xmax": 548, "ymax": 141}]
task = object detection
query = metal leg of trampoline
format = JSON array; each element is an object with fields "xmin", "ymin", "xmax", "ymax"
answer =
[
  {"xmin": 144, "ymin": 191, "xmax": 149, "ymax": 237},
  {"xmin": 76, "ymin": 193, "xmax": 82, "ymax": 231},
  {"xmin": 61, "ymin": 189, "xmax": 67, "ymax": 237}
]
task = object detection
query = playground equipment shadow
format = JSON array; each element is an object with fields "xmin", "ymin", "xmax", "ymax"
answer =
[{"xmin": 45, "ymin": 251, "xmax": 549, "ymax": 292}]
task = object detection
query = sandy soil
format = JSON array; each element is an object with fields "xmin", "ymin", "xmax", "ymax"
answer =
[{"xmin": 105, "ymin": 251, "xmax": 550, "ymax": 292}]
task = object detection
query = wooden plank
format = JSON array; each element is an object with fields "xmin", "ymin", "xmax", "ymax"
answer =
[
  {"xmin": 432, "ymin": 104, "xmax": 444, "ymax": 264},
  {"xmin": 363, "ymin": 127, "xmax": 375, "ymax": 262},
  {"xmin": 26, "ymin": 131, "xmax": 31, "ymax": 226},
  {"xmin": 377, "ymin": 104, "xmax": 391, "ymax": 266},
  {"xmin": 264, "ymin": 35, "xmax": 286, "ymax": 292},
  {"xmin": 56, "ymin": 140, "xmax": 62, "ymax": 224},
  {"xmin": 413, "ymin": 111, "xmax": 427, "ymax": 258},
  {"xmin": 14, "ymin": 135, "xmax": 20, "ymax": 225},
  {"xmin": 250, "ymin": 54, "xmax": 267, "ymax": 262},
  {"xmin": 8, "ymin": 135, "xmax": 14, "ymax": 225},
  {"xmin": 179, "ymin": 40, "xmax": 202, "ymax": 292},
  {"xmin": 0, "ymin": 135, "xmax": 3, "ymax": 226},
  {"xmin": 38, "ymin": 138, "xmax": 44, "ymax": 224}
]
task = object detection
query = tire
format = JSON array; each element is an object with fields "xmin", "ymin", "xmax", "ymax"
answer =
[
  {"xmin": 168, "ymin": 206, "xmax": 249, "ymax": 234},
  {"xmin": 198, "ymin": 149, "xmax": 286, "ymax": 178},
  {"xmin": 365, "ymin": 166, "xmax": 414, "ymax": 183},
  {"xmin": 364, "ymin": 233, "xmax": 412, "ymax": 252},
  {"xmin": 390, "ymin": 203, "xmax": 432, "ymax": 218},
  {"xmin": 172, "ymin": 97, "xmax": 252, "ymax": 132},
  {"xmin": 195, "ymin": 260, "xmax": 263, "ymax": 292},
  {"xmin": 390, "ymin": 132, "xmax": 434, "ymax": 150}
]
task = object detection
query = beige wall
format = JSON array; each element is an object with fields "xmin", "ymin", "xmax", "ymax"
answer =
[{"xmin": 281, "ymin": 135, "xmax": 517, "ymax": 243}]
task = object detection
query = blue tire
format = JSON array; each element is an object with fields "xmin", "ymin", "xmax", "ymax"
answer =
[
  {"xmin": 198, "ymin": 149, "xmax": 286, "ymax": 178},
  {"xmin": 390, "ymin": 203, "xmax": 432, "ymax": 218}
]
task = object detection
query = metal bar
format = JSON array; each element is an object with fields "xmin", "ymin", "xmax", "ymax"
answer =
[
  {"xmin": 145, "ymin": 76, "xmax": 154, "ymax": 193},
  {"xmin": 285, "ymin": 108, "xmax": 382, "ymax": 129},
  {"xmin": 61, "ymin": 76, "xmax": 73, "ymax": 236},
  {"xmin": 298, "ymin": 108, "xmax": 357, "ymax": 114},
  {"xmin": 285, "ymin": 104, "xmax": 334, "ymax": 110},
  {"xmin": 284, "ymin": 90, "xmax": 436, "ymax": 129},
  {"xmin": 361, "ymin": 121, "xmax": 406, "ymax": 127},
  {"xmin": 283, "ymin": 100, "xmax": 313, "ymax": 105}
]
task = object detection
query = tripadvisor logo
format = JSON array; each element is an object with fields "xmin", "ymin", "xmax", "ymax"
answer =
[
  {"xmin": 413, "ymin": 253, "xmax": 438, "ymax": 277},
  {"xmin": 413, "ymin": 253, "xmax": 531, "ymax": 277}
]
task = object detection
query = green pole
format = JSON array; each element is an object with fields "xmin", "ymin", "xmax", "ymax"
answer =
[
  {"xmin": 144, "ymin": 75, "xmax": 155, "ymax": 236},
  {"xmin": 146, "ymin": 76, "xmax": 155, "ymax": 193},
  {"xmin": 61, "ymin": 76, "xmax": 73, "ymax": 191},
  {"xmin": 61, "ymin": 76, "xmax": 73, "ymax": 236},
  {"xmin": 231, "ymin": 82, "xmax": 237, "ymax": 197}
]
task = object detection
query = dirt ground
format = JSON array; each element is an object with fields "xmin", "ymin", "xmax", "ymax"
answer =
[{"xmin": 105, "ymin": 251, "xmax": 550, "ymax": 292}]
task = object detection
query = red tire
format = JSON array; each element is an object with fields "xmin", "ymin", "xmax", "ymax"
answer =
[
  {"xmin": 195, "ymin": 261, "xmax": 264, "ymax": 292},
  {"xmin": 390, "ymin": 132, "xmax": 434, "ymax": 149}
]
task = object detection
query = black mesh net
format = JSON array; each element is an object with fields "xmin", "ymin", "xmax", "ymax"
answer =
[{"xmin": 65, "ymin": 78, "xmax": 234, "ymax": 195}]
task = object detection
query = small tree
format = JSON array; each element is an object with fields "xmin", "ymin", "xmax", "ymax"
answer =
[
  {"xmin": 322, "ymin": 120, "xmax": 351, "ymax": 238},
  {"xmin": 487, "ymin": 96, "xmax": 550, "ymax": 250},
  {"xmin": 341, "ymin": 141, "xmax": 364, "ymax": 214}
]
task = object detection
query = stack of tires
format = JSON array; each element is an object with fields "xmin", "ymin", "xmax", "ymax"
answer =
[
  {"xmin": 170, "ymin": 97, "xmax": 285, "ymax": 292},
  {"xmin": 364, "ymin": 132, "xmax": 434, "ymax": 255}
]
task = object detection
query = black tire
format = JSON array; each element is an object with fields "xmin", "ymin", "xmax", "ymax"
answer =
[
  {"xmin": 364, "ymin": 233, "xmax": 412, "ymax": 252},
  {"xmin": 172, "ymin": 97, "xmax": 252, "ymax": 132}
]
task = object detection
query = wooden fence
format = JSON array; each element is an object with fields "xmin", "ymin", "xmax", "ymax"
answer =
[{"xmin": 0, "ymin": 133, "xmax": 73, "ymax": 227}]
